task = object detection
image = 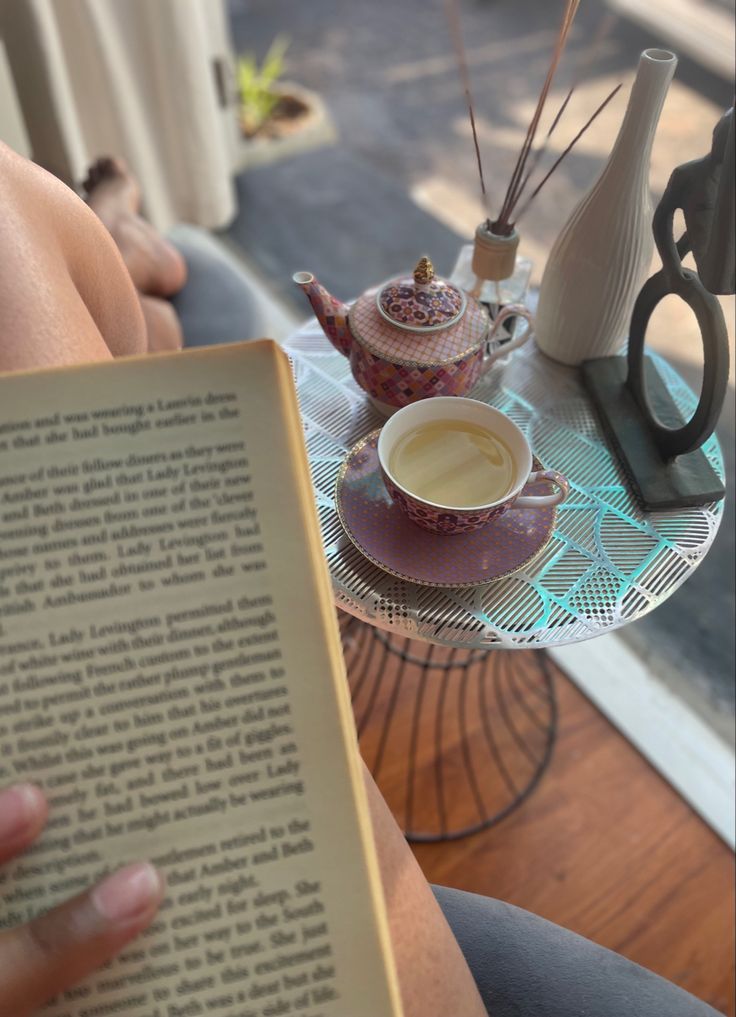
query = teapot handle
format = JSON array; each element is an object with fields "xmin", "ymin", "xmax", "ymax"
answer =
[{"xmin": 481, "ymin": 304, "xmax": 535, "ymax": 372}]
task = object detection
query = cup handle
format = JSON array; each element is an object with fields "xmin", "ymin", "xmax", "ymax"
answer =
[
  {"xmin": 482, "ymin": 304, "xmax": 535, "ymax": 371},
  {"xmin": 514, "ymin": 469, "xmax": 570, "ymax": 508}
]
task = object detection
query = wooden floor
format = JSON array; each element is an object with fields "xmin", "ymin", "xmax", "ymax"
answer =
[{"xmin": 343, "ymin": 620, "xmax": 735, "ymax": 1016}]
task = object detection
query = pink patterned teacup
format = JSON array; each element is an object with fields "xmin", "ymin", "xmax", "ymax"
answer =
[{"xmin": 377, "ymin": 397, "xmax": 569, "ymax": 535}]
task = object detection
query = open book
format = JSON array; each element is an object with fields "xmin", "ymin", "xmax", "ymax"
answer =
[{"xmin": 0, "ymin": 341, "xmax": 402, "ymax": 1017}]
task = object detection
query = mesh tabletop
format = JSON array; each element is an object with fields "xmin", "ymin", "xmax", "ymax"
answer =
[{"xmin": 284, "ymin": 320, "xmax": 724, "ymax": 650}]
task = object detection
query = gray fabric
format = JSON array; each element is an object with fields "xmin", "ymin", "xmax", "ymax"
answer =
[
  {"xmin": 167, "ymin": 224, "xmax": 269, "ymax": 347},
  {"xmin": 433, "ymin": 885, "xmax": 722, "ymax": 1017}
]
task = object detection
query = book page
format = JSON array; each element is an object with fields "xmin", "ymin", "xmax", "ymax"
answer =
[{"xmin": 0, "ymin": 342, "xmax": 402, "ymax": 1017}]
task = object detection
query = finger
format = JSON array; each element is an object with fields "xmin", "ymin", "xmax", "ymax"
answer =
[
  {"xmin": 0, "ymin": 784, "xmax": 48, "ymax": 866},
  {"xmin": 0, "ymin": 861, "xmax": 164, "ymax": 1017}
]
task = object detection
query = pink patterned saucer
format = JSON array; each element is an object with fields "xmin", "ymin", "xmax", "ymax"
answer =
[{"xmin": 336, "ymin": 431, "xmax": 558, "ymax": 588}]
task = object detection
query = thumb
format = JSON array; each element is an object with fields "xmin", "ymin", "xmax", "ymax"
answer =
[{"xmin": 0, "ymin": 861, "xmax": 164, "ymax": 1017}]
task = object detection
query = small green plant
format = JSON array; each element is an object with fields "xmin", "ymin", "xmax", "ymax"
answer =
[{"xmin": 238, "ymin": 35, "xmax": 289, "ymax": 136}]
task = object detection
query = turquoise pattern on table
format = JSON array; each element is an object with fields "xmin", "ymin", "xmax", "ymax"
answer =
[{"xmin": 285, "ymin": 321, "xmax": 725, "ymax": 649}]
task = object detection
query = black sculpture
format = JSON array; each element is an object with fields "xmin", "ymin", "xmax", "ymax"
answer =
[{"xmin": 584, "ymin": 106, "xmax": 734, "ymax": 510}]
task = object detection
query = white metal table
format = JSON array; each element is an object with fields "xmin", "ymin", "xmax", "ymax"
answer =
[{"xmin": 285, "ymin": 320, "xmax": 725, "ymax": 839}]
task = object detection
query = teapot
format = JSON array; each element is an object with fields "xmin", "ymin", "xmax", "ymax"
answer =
[{"xmin": 293, "ymin": 256, "xmax": 533, "ymax": 414}]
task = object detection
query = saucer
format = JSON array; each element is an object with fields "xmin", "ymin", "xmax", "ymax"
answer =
[{"xmin": 336, "ymin": 430, "xmax": 558, "ymax": 588}]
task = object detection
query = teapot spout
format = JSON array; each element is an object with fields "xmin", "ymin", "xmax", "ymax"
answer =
[{"xmin": 292, "ymin": 272, "xmax": 353, "ymax": 358}]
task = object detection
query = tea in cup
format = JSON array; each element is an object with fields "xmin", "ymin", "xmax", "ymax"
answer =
[{"xmin": 377, "ymin": 397, "xmax": 569, "ymax": 534}]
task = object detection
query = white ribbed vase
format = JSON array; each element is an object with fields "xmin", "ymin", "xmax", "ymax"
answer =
[{"xmin": 535, "ymin": 49, "xmax": 677, "ymax": 366}]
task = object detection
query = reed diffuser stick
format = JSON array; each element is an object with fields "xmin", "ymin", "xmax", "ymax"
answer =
[
  {"xmin": 447, "ymin": 0, "xmax": 617, "ymax": 239},
  {"xmin": 513, "ymin": 11, "xmax": 617, "ymax": 209},
  {"xmin": 515, "ymin": 82, "xmax": 623, "ymax": 222},
  {"xmin": 495, "ymin": 0, "xmax": 580, "ymax": 232},
  {"xmin": 512, "ymin": 87, "xmax": 574, "ymax": 211},
  {"xmin": 445, "ymin": 0, "xmax": 492, "ymax": 218}
]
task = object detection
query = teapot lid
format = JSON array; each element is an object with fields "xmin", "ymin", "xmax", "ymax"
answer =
[{"xmin": 376, "ymin": 257, "xmax": 466, "ymax": 332}]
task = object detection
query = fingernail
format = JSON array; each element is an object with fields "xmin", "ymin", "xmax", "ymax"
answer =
[
  {"xmin": 0, "ymin": 784, "xmax": 46, "ymax": 843},
  {"xmin": 93, "ymin": 862, "xmax": 163, "ymax": 923}
]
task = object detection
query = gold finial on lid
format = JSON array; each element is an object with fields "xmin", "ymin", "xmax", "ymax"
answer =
[{"xmin": 413, "ymin": 256, "xmax": 434, "ymax": 286}]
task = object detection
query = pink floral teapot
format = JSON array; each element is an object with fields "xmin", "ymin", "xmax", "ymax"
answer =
[{"xmin": 293, "ymin": 256, "xmax": 534, "ymax": 414}]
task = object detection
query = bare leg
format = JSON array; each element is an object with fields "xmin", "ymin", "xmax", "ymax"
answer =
[
  {"xmin": 0, "ymin": 143, "xmax": 146, "ymax": 370},
  {"xmin": 0, "ymin": 142, "xmax": 486, "ymax": 1017},
  {"xmin": 363, "ymin": 763, "xmax": 486, "ymax": 1017}
]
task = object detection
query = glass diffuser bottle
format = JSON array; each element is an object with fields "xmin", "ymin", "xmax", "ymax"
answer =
[{"xmin": 451, "ymin": 224, "xmax": 532, "ymax": 338}]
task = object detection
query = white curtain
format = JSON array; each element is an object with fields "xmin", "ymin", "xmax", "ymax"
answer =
[{"xmin": 0, "ymin": 0, "xmax": 238, "ymax": 230}]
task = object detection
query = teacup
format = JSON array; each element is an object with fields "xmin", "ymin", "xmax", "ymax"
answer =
[{"xmin": 377, "ymin": 397, "xmax": 569, "ymax": 534}]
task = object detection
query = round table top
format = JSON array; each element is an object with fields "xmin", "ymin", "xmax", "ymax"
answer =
[{"xmin": 284, "ymin": 320, "xmax": 724, "ymax": 649}]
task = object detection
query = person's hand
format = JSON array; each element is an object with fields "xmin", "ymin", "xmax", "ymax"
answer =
[{"xmin": 0, "ymin": 784, "xmax": 164, "ymax": 1017}]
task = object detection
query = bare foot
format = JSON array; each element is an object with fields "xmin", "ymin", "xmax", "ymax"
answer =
[
  {"xmin": 82, "ymin": 156, "xmax": 141, "ymax": 213},
  {"xmin": 83, "ymin": 157, "xmax": 187, "ymax": 298}
]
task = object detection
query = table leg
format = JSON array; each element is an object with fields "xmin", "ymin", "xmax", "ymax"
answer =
[{"xmin": 340, "ymin": 614, "xmax": 557, "ymax": 842}]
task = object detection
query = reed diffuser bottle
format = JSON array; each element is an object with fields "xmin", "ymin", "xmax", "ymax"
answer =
[
  {"xmin": 535, "ymin": 49, "xmax": 678, "ymax": 366},
  {"xmin": 451, "ymin": 225, "xmax": 532, "ymax": 329}
]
